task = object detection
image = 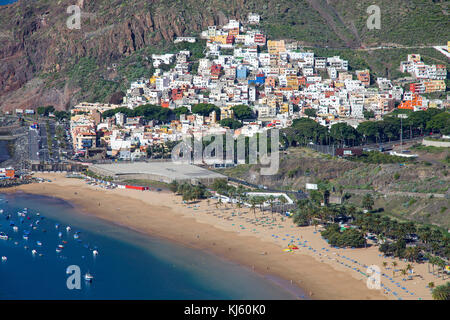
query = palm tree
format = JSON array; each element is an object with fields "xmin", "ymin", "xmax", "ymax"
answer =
[
  {"xmin": 216, "ymin": 197, "xmax": 223, "ymax": 210},
  {"xmin": 428, "ymin": 282, "xmax": 435, "ymax": 291},
  {"xmin": 312, "ymin": 219, "xmax": 319, "ymax": 232},
  {"xmin": 382, "ymin": 261, "xmax": 388, "ymax": 269},
  {"xmin": 392, "ymin": 261, "xmax": 398, "ymax": 277},
  {"xmin": 236, "ymin": 201, "xmax": 242, "ymax": 213},
  {"xmin": 400, "ymin": 269, "xmax": 407, "ymax": 280},
  {"xmin": 250, "ymin": 198, "xmax": 257, "ymax": 220},
  {"xmin": 268, "ymin": 195, "xmax": 275, "ymax": 221},
  {"xmin": 431, "ymin": 283, "xmax": 450, "ymax": 300}
]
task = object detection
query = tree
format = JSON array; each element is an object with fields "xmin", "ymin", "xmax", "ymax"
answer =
[
  {"xmin": 363, "ymin": 110, "xmax": 375, "ymax": 120},
  {"xmin": 250, "ymin": 197, "xmax": 257, "ymax": 220},
  {"xmin": 37, "ymin": 105, "xmax": 55, "ymax": 117},
  {"xmin": 330, "ymin": 122, "xmax": 359, "ymax": 146},
  {"xmin": 169, "ymin": 181, "xmax": 179, "ymax": 193},
  {"xmin": 427, "ymin": 112, "xmax": 450, "ymax": 135},
  {"xmin": 231, "ymin": 105, "xmax": 254, "ymax": 120},
  {"xmin": 219, "ymin": 118, "xmax": 243, "ymax": 130},
  {"xmin": 432, "ymin": 282, "xmax": 450, "ymax": 300},
  {"xmin": 283, "ymin": 117, "xmax": 328, "ymax": 146},
  {"xmin": 362, "ymin": 194, "xmax": 374, "ymax": 211},
  {"xmin": 174, "ymin": 106, "xmax": 190, "ymax": 118},
  {"xmin": 392, "ymin": 261, "xmax": 398, "ymax": 277},
  {"xmin": 357, "ymin": 121, "xmax": 380, "ymax": 143},
  {"xmin": 304, "ymin": 108, "xmax": 317, "ymax": 118},
  {"xmin": 191, "ymin": 103, "xmax": 220, "ymax": 117}
]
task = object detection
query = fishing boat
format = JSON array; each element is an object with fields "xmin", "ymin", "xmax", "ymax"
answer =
[
  {"xmin": 84, "ymin": 273, "xmax": 94, "ymax": 282},
  {"xmin": 0, "ymin": 232, "xmax": 8, "ymax": 240}
]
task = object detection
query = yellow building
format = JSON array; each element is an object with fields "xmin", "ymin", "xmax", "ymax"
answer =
[
  {"xmin": 424, "ymin": 80, "xmax": 446, "ymax": 93},
  {"xmin": 220, "ymin": 106, "xmax": 235, "ymax": 119},
  {"xmin": 286, "ymin": 75, "xmax": 299, "ymax": 89},
  {"xmin": 280, "ymin": 103, "xmax": 290, "ymax": 114},
  {"xmin": 210, "ymin": 35, "xmax": 228, "ymax": 44},
  {"xmin": 267, "ymin": 40, "xmax": 286, "ymax": 55}
]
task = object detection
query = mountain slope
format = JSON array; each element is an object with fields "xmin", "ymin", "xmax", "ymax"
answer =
[{"xmin": 0, "ymin": 0, "xmax": 448, "ymax": 111}]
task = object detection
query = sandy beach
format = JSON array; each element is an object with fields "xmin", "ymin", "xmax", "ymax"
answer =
[{"xmin": 4, "ymin": 173, "xmax": 445, "ymax": 300}]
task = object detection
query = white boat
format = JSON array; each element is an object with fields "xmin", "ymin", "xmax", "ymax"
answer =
[
  {"xmin": 31, "ymin": 250, "xmax": 37, "ymax": 255},
  {"xmin": 93, "ymin": 250, "xmax": 99, "ymax": 256},
  {"xmin": 36, "ymin": 241, "xmax": 43, "ymax": 246},
  {"xmin": 58, "ymin": 232, "xmax": 63, "ymax": 238},
  {"xmin": 23, "ymin": 235, "xmax": 29, "ymax": 240},
  {"xmin": 74, "ymin": 233, "xmax": 79, "ymax": 239},
  {"xmin": 1, "ymin": 256, "xmax": 6, "ymax": 262},
  {"xmin": 13, "ymin": 226, "xmax": 18, "ymax": 232},
  {"xmin": 0, "ymin": 232, "xmax": 8, "ymax": 240},
  {"xmin": 56, "ymin": 248, "xmax": 62, "ymax": 253},
  {"xmin": 84, "ymin": 273, "xmax": 94, "ymax": 282},
  {"xmin": 66, "ymin": 226, "xmax": 71, "ymax": 232},
  {"xmin": 0, "ymin": 209, "xmax": 3, "ymax": 214}
]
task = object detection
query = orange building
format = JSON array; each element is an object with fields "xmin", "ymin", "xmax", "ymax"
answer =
[
  {"xmin": 398, "ymin": 94, "xmax": 424, "ymax": 111},
  {"xmin": 265, "ymin": 76, "xmax": 276, "ymax": 87},
  {"xmin": 356, "ymin": 69, "xmax": 370, "ymax": 86},
  {"xmin": 0, "ymin": 168, "xmax": 15, "ymax": 179}
]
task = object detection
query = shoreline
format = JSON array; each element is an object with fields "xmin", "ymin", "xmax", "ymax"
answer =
[{"xmin": 4, "ymin": 173, "xmax": 431, "ymax": 300}]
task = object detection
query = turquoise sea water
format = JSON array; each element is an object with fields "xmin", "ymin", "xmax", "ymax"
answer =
[{"xmin": 0, "ymin": 192, "xmax": 303, "ymax": 300}]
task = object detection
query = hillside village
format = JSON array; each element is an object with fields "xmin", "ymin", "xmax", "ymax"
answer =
[{"xmin": 44, "ymin": 15, "xmax": 448, "ymax": 160}]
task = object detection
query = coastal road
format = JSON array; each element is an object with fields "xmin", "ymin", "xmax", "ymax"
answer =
[{"xmin": 29, "ymin": 128, "xmax": 40, "ymax": 163}]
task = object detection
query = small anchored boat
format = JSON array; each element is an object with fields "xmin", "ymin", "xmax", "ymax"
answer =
[
  {"xmin": 1, "ymin": 256, "xmax": 7, "ymax": 262},
  {"xmin": 84, "ymin": 273, "xmax": 94, "ymax": 282},
  {"xmin": 0, "ymin": 232, "xmax": 8, "ymax": 240},
  {"xmin": 93, "ymin": 250, "xmax": 99, "ymax": 256}
]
